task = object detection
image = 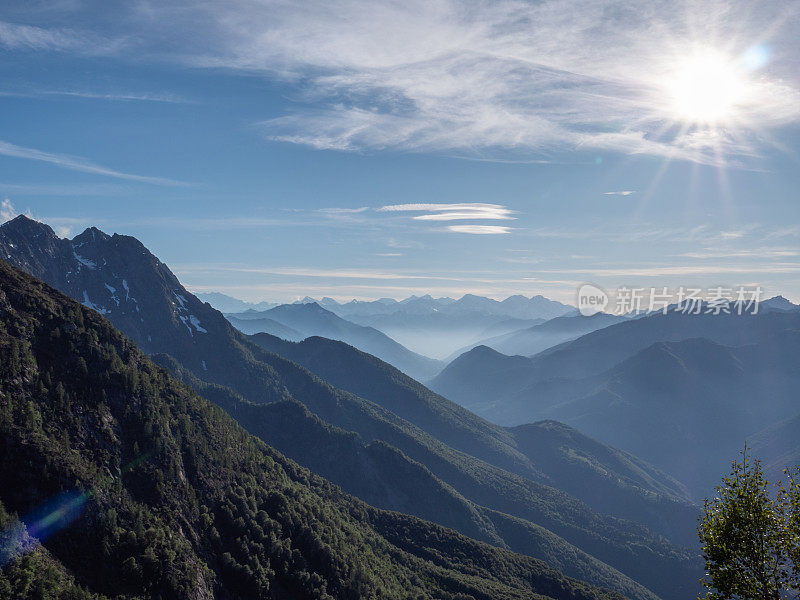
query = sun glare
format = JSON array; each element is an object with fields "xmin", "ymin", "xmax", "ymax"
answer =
[{"xmin": 666, "ymin": 50, "xmax": 749, "ymax": 124}]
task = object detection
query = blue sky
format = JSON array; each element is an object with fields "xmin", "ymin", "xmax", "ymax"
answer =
[{"xmin": 1, "ymin": 0, "xmax": 799, "ymax": 303}]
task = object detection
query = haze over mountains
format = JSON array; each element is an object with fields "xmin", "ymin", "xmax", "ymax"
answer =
[
  {"xmin": 0, "ymin": 259, "xmax": 625, "ymax": 600},
  {"xmin": 196, "ymin": 291, "xmax": 278, "ymax": 313},
  {"xmin": 228, "ymin": 302, "xmax": 443, "ymax": 381},
  {"xmin": 210, "ymin": 292, "xmax": 575, "ymax": 359},
  {"xmin": 432, "ymin": 305, "xmax": 800, "ymax": 499},
  {"xmin": 446, "ymin": 312, "xmax": 628, "ymax": 361},
  {"xmin": 0, "ymin": 215, "xmax": 707, "ymax": 599},
  {"xmin": 5, "ymin": 214, "xmax": 800, "ymax": 600}
]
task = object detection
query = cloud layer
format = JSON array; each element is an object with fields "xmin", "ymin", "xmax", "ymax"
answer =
[
  {"xmin": 379, "ymin": 203, "xmax": 515, "ymax": 233},
  {"xmin": 175, "ymin": 0, "xmax": 800, "ymax": 163},
  {"xmin": 447, "ymin": 225, "xmax": 512, "ymax": 235},
  {"xmin": 0, "ymin": 140, "xmax": 188, "ymax": 186},
  {"xmin": 4, "ymin": 1, "xmax": 800, "ymax": 164},
  {"xmin": 379, "ymin": 203, "xmax": 514, "ymax": 221}
]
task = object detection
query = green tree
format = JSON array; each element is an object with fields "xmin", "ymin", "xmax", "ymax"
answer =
[
  {"xmin": 780, "ymin": 469, "xmax": 800, "ymax": 591},
  {"xmin": 698, "ymin": 448, "xmax": 790, "ymax": 600}
]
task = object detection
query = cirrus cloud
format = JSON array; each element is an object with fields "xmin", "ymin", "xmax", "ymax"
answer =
[
  {"xmin": 446, "ymin": 225, "xmax": 512, "ymax": 235},
  {"xmin": 378, "ymin": 203, "xmax": 515, "ymax": 221},
  {"xmin": 0, "ymin": 140, "xmax": 189, "ymax": 186},
  {"xmin": 6, "ymin": 1, "xmax": 800, "ymax": 164},
  {"xmin": 179, "ymin": 0, "xmax": 800, "ymax": 164},
  {"xmin": 378, "ymin": 203, "xmax": 516, "ymax": 233}
]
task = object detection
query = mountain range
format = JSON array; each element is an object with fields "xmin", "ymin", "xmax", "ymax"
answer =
[
  {"xmin": 0, "ymin": 215, "xmax": 702, "ymax": 599},
  {"xmin": 0, "ymin": 258, "xmax": 624, "ymax": 600},
  {"xmin": 228, "ymin": 302, "xmax": 443, "ymax": 381},
  {"xmin": 446, "ymin": 312, "xmax": 628, "ymax": 361},
  {"xmin": 216, "ymin": 292, "xmax": 575, "ymax": 358},
  {"xmin": 195, "ymin": 291, "xmax": 278, "ymax": 313},
  {"xmin": 432, "ymin": 306, "xmax": 800, "ymax": 498},
  {"xmin": 248, "ymin": 333, "xmax": 697, "ymax": 537}
]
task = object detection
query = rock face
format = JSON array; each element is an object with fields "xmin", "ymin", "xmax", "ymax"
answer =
[
  {"xmin": 0, "ymin": 216, "xmax": 441, "ymax": 382},
  {"xmin": 0, "ymin": 215, "xmax": 235, "ymax": 379}
]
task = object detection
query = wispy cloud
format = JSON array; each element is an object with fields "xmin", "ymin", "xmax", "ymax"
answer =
[
  {"xmin": 0, "ymin": 199, "xmax": 75, "ymax": 236},
  {"xmin": 318, "ymin": 207, "xmax": 370, "ymax": 214},
  {"xmin": 0, "ymin": 198, "xmax": 17, "ymax": 222},
  {"xmin": 604, "ymin": 191, "xmax": 636, "ymax": 196},
  {"xmin": 169, "ymin": 0, "xmax": 800, "ymax": 164},
  {"xmin": 377, "ymin": 203, "xmax": 516, "ymax": 234},
  {"xmin": 380, "ymin": 203, "xmax": 515, "ymax": 221},
  {"xmin": 0, "ymin": 140, "xmax": 188, "ymax": 186},
  {"xmin": 0, "ymin": 89, "xmax": 191, "ymax": 103},
  {"xmin": 447, "ymin": 225, "xmax": 512, "ymax": 235},
  {"xmin": 0, "ymin": 20, "xmax": 123, "ymax": 54},
  {"xmin": 176, "ymin": 264, "xmax": 474, "ymax": 282},
  {"xmin": 6, "ymin": 3, "xmax": 798, "ymax": 164},
  {"xmin": 0, "ymin": 182, "xmax": 131, "ymax": 196},
  {"xmin": 543, "ymin": 263, "xmax": 800, "ymax": 276},
  {"xmin": 680, "ymin": 248, "xmax": 799, "ymax": 259}
]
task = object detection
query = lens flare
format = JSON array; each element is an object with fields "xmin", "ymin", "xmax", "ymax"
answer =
[
  {"xmin": 0, "ymin": 490, "xmax": 89, "ymax": 568},
  {"xmin": 0, "ymin": 452, "xmax": 151, "ymax": 568}
]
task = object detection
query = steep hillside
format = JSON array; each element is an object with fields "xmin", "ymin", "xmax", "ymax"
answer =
[
  {"xmin": 226, "ymin": 315, "xmax": 303, "ymax": 341},
  {"xmin": 251, "ymin": 332, "xmax": 694, "ymax": 528},
  {"xmin": 0, "ymin": 217, "xmax": 702, "ymax": 598},
  {"xmin": 0, "ymin": 259, "xmax": 623, "ymax": 600},
  {"xmin": 431, "ymin": 345, "xmax": 536, "ymax": 413},
  {"xmin": 154, "ymin": 356, "xmax": 661, "ymax": 600}
]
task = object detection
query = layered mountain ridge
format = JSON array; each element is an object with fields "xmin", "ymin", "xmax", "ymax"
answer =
[
  {"xmin": 228, "ymin": 301, "xmax": 443, "ymax": 381},
  {"xmin": 0, "ymin": 214, "xmax": 702, "ymax": 599},
  {"xmin": 432, "ymin": 307, "xmax": 800, "ymax": 498},
  {"xmin": 220, "ymin": 290, "xmax": 575, "ymax": 359},
  {"xmin": 0, "ymin": 258, "xmax": 623, "ymax": 600}
]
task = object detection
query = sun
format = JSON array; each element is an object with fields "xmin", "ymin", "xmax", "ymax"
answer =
[{"xmin": 666, "ymin": 49, "xmax": 749, "ymax": 124}]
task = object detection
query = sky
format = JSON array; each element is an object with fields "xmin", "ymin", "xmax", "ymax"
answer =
[{"xmin": 1, "ymin": 0, "xmax": 799, "ymax": 303}]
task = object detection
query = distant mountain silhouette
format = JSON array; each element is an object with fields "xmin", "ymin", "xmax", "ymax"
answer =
[
  {"xmin": 288, "ymin": 292, "xmax": 575, "ymax": 358},
  {"xmin": 196, "ymin": 290, "xmax": 277, "ymax": 312},
  {"xmin": 229, "ymin": 302, "xmax": 443, "ymax": 380},
  {"xmin": 433, "ymin": 308, "xmax": 800, "ymax": 499},
  {"xmin": 0, "ymin": 258, "xmax": 625, "ymax": 600},
  {"xmin": 226, "ymin": 314, "xmax": 303, "ymax": 340},
  {"xmin": 448, "ymin": 312, "xmax": 625, "ymax": 361},
  {"xmin": 542, "ymin": 336, "xmax": 800, "ymax": 497},
  {"xmin": 0, "ymin": 215, "xmax": 702, "ymax": 599},
  {"xmin": 759, "ymin": 295, "xmax": 800, "ymax": 312},
  {"xmin": 434, "ymin": 306, "xmax": 800, "ymax": 414}
]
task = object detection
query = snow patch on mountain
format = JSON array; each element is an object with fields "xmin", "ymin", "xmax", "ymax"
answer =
[
  {"xmin": 189, "ymin": 315, "xmax": 207, "ymax": 333},
  {"xmin": 82, "ymin": 290, "xmax": 108, "ymax": 314},
  {"xmin": 104, "ymin": 283, "xmax": 120, "ymax": 306},
  {"xmin": 173, "ymin": 292, "xmax": 187, "ymax": 309},
  {"xmin": 73, "ymin": 249, "xmax": 96, "ymax": 270}
]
